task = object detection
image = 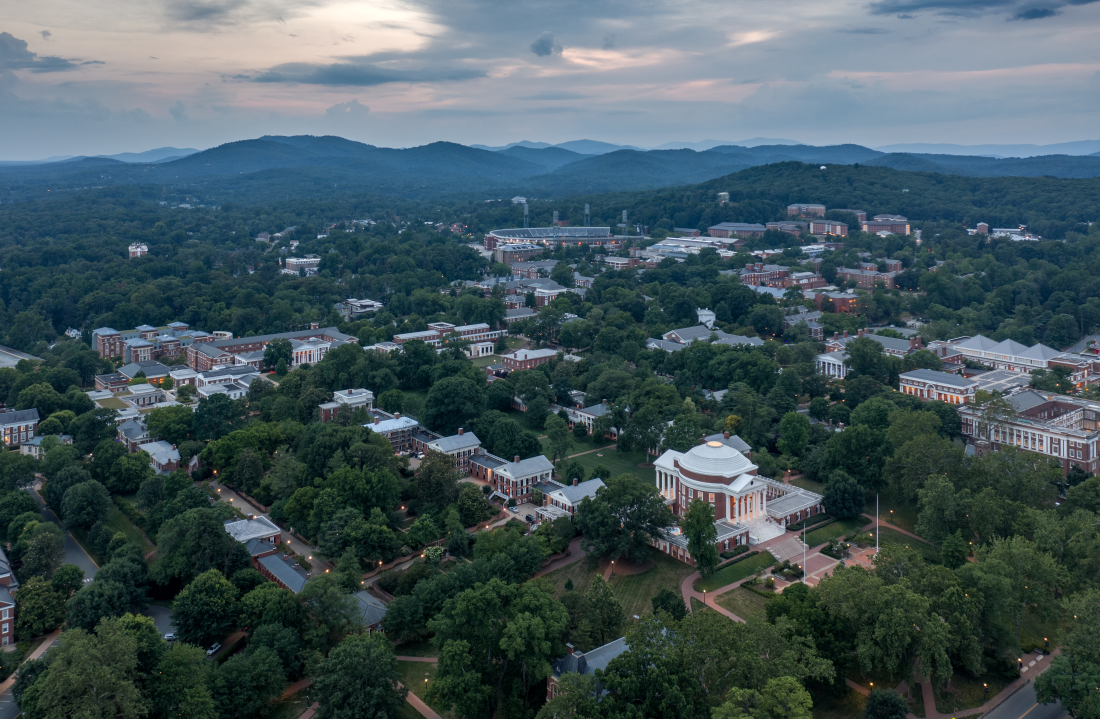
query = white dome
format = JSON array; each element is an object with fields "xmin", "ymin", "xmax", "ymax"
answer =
[{"xmin": 677, "ymin": 441, "xmax": 755, "ymax": 478}]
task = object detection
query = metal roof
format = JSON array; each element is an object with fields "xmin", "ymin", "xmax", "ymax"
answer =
[
  {"xmin": 257, "ymin": 554, "xmax": 308, "ymax": 594},
  {"xmin": 224, "ymin": 516, "xmax": 282, "ymax": 543}
]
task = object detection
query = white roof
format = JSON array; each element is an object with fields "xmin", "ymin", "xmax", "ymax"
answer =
[
  {"xmin": 678, "ymin": 441, "xmax": 756, "ymax": 478},
  {"xmin": 367, "ymin": 416, "xmax": 419, "ymax": 433},
  {"xmin": 497, "ymin": 454, "xmax": 555, "ymax": 480},
  {"xmin": 224, "ymin": 516, "xmax": 281, "ymax": 543},
  {"xmin": 502, "ymin": 349, "xmax": 558, "ymax": 361},
  {"xmin": 990, "ymin": 338, "xmax": 1031, "ymax": 356},
  {"xmin": 1017, "ymin": 343, "xmax": 1061, "ymax": 361},
  {"xmin": 955, "ymin": 335, "xmax": 1000, "ymax": 352}
]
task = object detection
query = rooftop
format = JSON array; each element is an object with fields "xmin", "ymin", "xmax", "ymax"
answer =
[
  {"xmin": 551, "ymin": 478, "xmax": 605, "ymax": 505},
  {"xmin": 429, "ymin": 432, "xmax": 482, "ymax": 453},
  {"xmin": 257, "ymin": 553, "xmax": 309, "ymax": 594},
  {"xmin": 900, "ymin": 368, "xmax": 977, "ymax": 386},
  {"xmin": 224, "ymin": 516, "xmax": 282, "ymax": 543}
]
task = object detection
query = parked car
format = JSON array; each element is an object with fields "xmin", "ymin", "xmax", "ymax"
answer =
[
  {"xmin": 525, "ymin": 514, "xmax": 536, "ymax": 523},
  {"xmin": 508, "ymin": 506, "xmax": 519, "ymax": 513},
  {"xmin": 206, "ymin": 642, "xmax": 221, "ymax": 656},
  {"xmin": 163, "ymin": 633, "xmax": 177, "ymax": 642}
]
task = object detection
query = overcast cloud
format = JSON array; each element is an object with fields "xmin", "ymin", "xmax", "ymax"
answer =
[{"xmin": 0, "ymin": 0, "xmax": 1097, "ymax": 159}]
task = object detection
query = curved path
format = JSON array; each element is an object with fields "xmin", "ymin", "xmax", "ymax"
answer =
[{"xmin": 533, "ymin": 536, "xmax": 587, "ymax": 578}]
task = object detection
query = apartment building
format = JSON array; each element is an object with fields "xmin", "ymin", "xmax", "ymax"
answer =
[
  {"xmin": 364, "ymin": 410, "xmax": 420, "ymax": 453},
  {"xmin": 832, "ymin": 209, "xmax": 867, "ymax": 222},
  {"xmin": 0, "ymin": 409, "xmax": 39, "ymax": 447},
  {"xmin": 708, "ymin": 222, "xmax": 767, "ymax": 239},
  {"xmin": 788, "ymin": 203, "xmax": 826, "ymax": 217},
  {"xmin": 0, "ymin": 547, "xmax": 17, "ymax": 647},
  {"xmin": 836, "ymin": 266, "xmax": 896, "ymax": 289},
  {"xmin": 809, "ymin": 219, "xmax": 848, "ymax": 236},
  {"xmin": 765, "ymin": 221, "xmax": 807, "ymax": 236},
  {"xmin": 501, "ymin": 348, "xmax": 558, "ymax": 371},
  {"xmin": 825, "ymin": 329, "xmax": 923, "ymax": 357},
  {"xmin": 319, "ymin": 388, "xmax": 376, "ymax": 423},
  {"xmin": 862, "ymin": 216, "xmax": 911, "ymax": 235},
  {"xmin": 738, "ymin": 263, "xmax": 790, "ymax": 285},
  {"xmin": 283, "ymin": 255, "xmax": 321, "ymax": 275},
  {"xmin": 392, "ymin": 322, "xmax": 505, "ymax": 347},
  {"xmin": 511, "ymin": 260, "xmax": 559, "ymax": 279},
  {"xmin": 898, "ymin": 369, "xmax": 978, "ymax": 404},
  {"xmin": 92, "ymin": 322, "xmax": 214, "ymax": 360},
  {"xmin": 184, "ymin": 326, "xmax": 356, "ymax": 372},
  {"xmin": 959, "ymin": 390, "xmax": 1100, "ymax": 475},
  {"xmin": 412, "ymin": 428, "xmax": 482, "ymax": 470}
]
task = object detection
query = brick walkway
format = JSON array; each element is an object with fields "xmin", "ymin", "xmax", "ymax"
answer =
[{"xmin": 533, "ymin": 536, "xmax": 587, "ymax": 577}]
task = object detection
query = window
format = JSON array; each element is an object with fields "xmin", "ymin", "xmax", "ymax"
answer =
[
  {"xmin": 1, "ymin": 622, "xmax": 7, "ymax": 634},
  {"xmin": 709, "ymin": 493, "xmax": 715, "ymax": 503}
]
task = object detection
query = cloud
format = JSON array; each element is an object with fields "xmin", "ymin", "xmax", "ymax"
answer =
[
  {"xmin": 39, "ymin": 30, "xmax": 51, "ymax": 40},
  {"xmin": 252, "ymin": 62, "xmax": 486, "ymax": 86},
  {"xmin": 1012, "ymin": 6, "xmax": 1059, "ymax": 17},
  {"xmin": 513, "ymin": 91, "xmax": 590, "ymax": 100},
  {"xmin": 839, "ymin": 26, "xmax": 892, "ymax": 33},
  {"xmin": 161, "ymin": 0, "xmax": 321, "ymax": 31},
  {"xmin": 0, "ymin": 32, "xmax": 80, "ymax": 72},
  {"xmin": 530, "ymin": 31, "xmax": 562, "ymax": 57},
  {"xmin": 325, "ymin": 99, "xmax": 370, "ymax": 118},
  {"xmin": 169, "ymin": 100, "xmax": 188, "ymax": 121},
  {"xmin": 602, "ymin": 33, "xmax": 617, "ymax": 50},
  {"xmin": 866, "ymin": 0, "xmax": 1095, "ymax": 17}
]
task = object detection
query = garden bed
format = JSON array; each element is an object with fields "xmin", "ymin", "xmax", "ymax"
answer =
[{"xmin": 694, "ymin": 551, "xmax": 776, "ymax": 593}]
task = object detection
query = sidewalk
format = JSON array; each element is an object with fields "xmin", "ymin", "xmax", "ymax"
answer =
[
  {"xmin": 861, "ymin": 515, "xmax": 929, "ymax": 544},
  {"xmin": 534, "ymin": 537, "xmax": 587, "ymax": 577},
  {"xmin": 0, "ymin": 628, "xmax": 61, "ymax": 695},
  {"xmin": 398, "ymin": 683, "xmax": 443, "ymax": 719}
]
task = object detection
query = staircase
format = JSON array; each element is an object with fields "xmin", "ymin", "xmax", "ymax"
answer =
[
  {"xmin": 745, "ymin": 518, "xmax": 786, "ymax": 545},
  {"xmin": 767, "ymin": 537, "xmax": 809, "ymax": 562}
]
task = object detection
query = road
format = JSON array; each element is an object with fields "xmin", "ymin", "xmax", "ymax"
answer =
[
  {"xmin": 984, "ymin": 680, "xmax": 1066, "ymax": 719},
  {"xmin": 208, "ymin": 481, "xmax": 332, "ymax": 573},
  {"xmin": 27, "ymin": 483, "xmax": 98, "ymax": 581}
]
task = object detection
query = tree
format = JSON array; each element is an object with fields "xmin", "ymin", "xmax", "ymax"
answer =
[
  {"xmin": 61, "ymin": 479, "xmax": 112, "ymax": 529},
  {"xmin": 544, "ymin": 415, "xmax": 573, "ymax": 464},
  {"xmin": 299, "ymin": 574, "xmax": 365, "ymax": 653},
  {"xmin": 15, "ymin": 576, "xmax": 66, "ymax": 639},
  {"xmin": 192, "ymin": 393, "xmax": 240, "ymax": 441},
  {"xmin": 65, "ymin": 580, "xmax": 131, "ymax": 631},
  {"xmin": 172, "ymin": 569, "xmax": 239, "ymax": 647},
  {"xmin": 457, "ymin": 484, "xmax": 494, "ymax": 527},
  {"xmin": 428, "ymin": 640, "xmax": 493, "ymax": 719},
  {"xmin": 151, "ymin": 507, "xmax": 250, "ymax": 585},
  {"xmin": 620, "ymin": 404, "xmax": 664, "ymax": 462},
  {"xmin": 661, "ymin": 400, "xmax": 704, "ymax": 453},
  {"xmin": 17, "ymin": 522, "xmax": 65, "ymax": 580},
  {"xmin": 978, "ymin": 536, "xmax": 1065, "ymax": 639},
  {"xmin": 51, "ymin": 564, "xmax": 85, "ymax": 598},
  {"xmin": 863, "ymin": 689, "xmax": 909, "ymax": 719},
  {"xmin": 778, "ymin": 411, "xmax": 811, "ymax": 457},
  {"xmin": 211, "ymin": 646, "xmax": 286, "ymax": 719},
  {"xmin": 1035, "ymin": 588, "xmax": 1100, "ymax": 718},
  {"xmin": 314, "ymin": 633, "xmax": 408, "ymax": 719},
  {"xmin": 683, "ymin": 499, "xmax": 719, "ymax": 576},
  {"xmin": 146, "ymin": 405, "xmax": 194, "ymax": 446},
  {"xmin": 149, "ymin": 642, "xmax": 216, "ymax": 719},
  {"xmin": 414, "ymin": 452, "xmax": 462, "ymax": 517},
  {"xmin": 424, "ymin": 376, "xmax": 486, "ymax": 436},
  {"xmin": 823, "ymin": 470, "xmax": 864, "ymax": 520},
  {"xmin": 584, "ymin": 577, "xmax": 626, "ymax": 645},
  {"xmin": 22, "ymin": 622, "xmax": 145, "ymax": 719},
  {"xmin": 232, "ymin": 448, "xmax": 264, "ymax": 495},
  {"xmin": 714, "ymin": 676, "xmax": 813, "ymax": 719},
  {"xmin": 108, "ymin": 452, "xmax": 155, "ymax": 495},
  {"xmin": 575, "ymin": 474, "xmax": 677, "ymax": 561},
  {"xmin": 651, "ymin": 587, "xmax": 687, "ymax": 621},
  {"xmin": 264, "ymin": 338, "xmax": 293, "ymax": 369}
]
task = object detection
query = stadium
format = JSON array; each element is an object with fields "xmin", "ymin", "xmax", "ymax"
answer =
[{"xmin": 483, "ymin": 226, "xmax": 621, "ymax": 250}]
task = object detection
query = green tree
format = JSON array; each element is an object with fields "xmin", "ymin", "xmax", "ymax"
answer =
[
  {"xmin": 651, "ymin": 587, "xmax": 687, "ymax": 621},
  {"xmin": 777, "ymin": 411, "xmax": 810, "ymax": 457},
  {"xmin": 146, "ymin": 405, "xmax": 195, "ymax": 446},
  {"xmin": 172, "ymin": 569, "xmax": 239, "ymax": 647},
  {"xmin": 713, "ymin": 676, "xmax": 813, "ymax": 719},
  {"xmin": 428, "ymin": 640, "xmax": 493, "ymax": 719},
  {"xmin": 51, "ymin": 564, "xmax": 85, "ymax": 598},
  {"xmin": 823, "ymin": 470, "xmax": 864, "ymax": 520},
  {"xmin": 27, "ymin": 623, "xmax": 146, "ymax": 717},
  {"xmin": 192, "ymin": 393, "xmax": 240, "ymax": 441},
  {"xmin": 413, "ymin": 452, "xmax": 462, "ymax": 518},
  {"xmin": 61, "ymin": 479, "xmax": 112, "ymax": 529},
  {"xmin": 683, "ymin": 499, "xmax": 719, "ymax": 576},
  {"xmin": 915, "ymin": 475, "xmax": 961, "ymax": 545},
  {"xmin": 108, "ymin": 452, "xmax": 155, "ymax": 495},
  {"xmin": 18, "ymin": 521, "xmax": 66, "ymax": 580},
  {"xmin": 424, "ymin": 376, "xmax": 486, "ymax": 436},
  {"xmin": 575, "ymin": 474, "xmax": 677, "ymax": 561},
  {"xmin": 863, "ymin": 689, "xmax": 909, "ymax": 719},
  {"xmin": 264, "ymin": 338, "xmax": 293, "ymax": 369},
  {"xmin": 584, "ymin": 576, "xmax": 626, "ymax": 645},
  {"xmin": 211, "ymin": 646, "xmax": 286, "ymax": 719},
  {"xmin": 149, "ymin": 642, "xmax": 216, "ymax": 719},
  {"xmin": 544, "ymin": 415, "xmax": 573, "ymax": 464},
  {"xmin": 978, "ymin": 536, "xmax": 1065, "ymax": 639},
  {"xmin": 314, "ymin": 633, "xmax": 408, "ymax": 719},
  {"xmin": 14, "ymin": 576, "xmax": 66, "ymax": 639},
  {"xmin": 1035, "ymin": 588, "xmax": 1100, "ymax": 718},
  {"xmin": 65, "ymin": 580, "xmax": 131, "ymax": 631}
]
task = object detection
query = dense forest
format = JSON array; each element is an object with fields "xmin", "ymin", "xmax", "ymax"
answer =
[{"xmin": 1, "ymin": 163, "xmax": 1100, "ymax": 719}]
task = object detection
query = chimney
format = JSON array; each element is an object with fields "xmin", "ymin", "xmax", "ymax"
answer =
[
  {"xmin": 310, "ymin": 322, "xmax": 319, "ymax": 330},
  {"xmin": 374, "ymin": 417, "xmax": 380, "ymax": 425},
  {"xmin": 833, "ymin": 332, "xmax": 839, "ymax": 341},
  {"xmin": 566, "ymin": 642, "xmax": 574, "ymax": 655},
  {"xmin": 347, "ymin": 389, "xmax": 352, "ymax": 394},
  {"xmin": 458, "ymin": 427, "xmax": 464, "ymax": 435},
  {"xmin": 632, "ymin": 615, "xmax": 640, "ymax": 623},
  {"xmin": 514, "ymin": 455, "xmax": 520, "ymax": 463},
  {"xmin": 573, "ymin": 478, "xmax": 578, "ymax": 486},
  {"xmin": 858, "ymin": 328, "xmax": 864, "ymax": 337},
  {"xmin": 724, "ymin": 431, "xmax": 730, "ymax": 439},
  {"xmin": 843, "ymin": 330, "xmax": 848, "ymax": 339},
  {"xmin": 395, "ymin": 412, "xmax": 401, "ymax": 419}
]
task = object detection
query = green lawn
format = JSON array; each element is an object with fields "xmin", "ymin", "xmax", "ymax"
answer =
[
  {"xmin": 934, "ymin": 672, "xmax": 1009, "ymax": 715},
  {"xmin": 874, "ymin": 528, "xmax": 939, "ymax": 562},
  {"xmin": 503, "ymin": 336, "xmax": 526, "ymax": 350},
  {"xmin": 70, "ymin": 505, "xmax": 152, "ymax": 565},
  {"xmin": 864, "ymin": 494, "xmax": 919, "ymax": 533},
  {"xmin": 270, "ymin": 689, "xmax": 311, "ymax": 719},
  {"xmin": 714, "ymin": 586, "xmax": 773, "ymax": 619},
  {"xmin": 471, "ymin": 354, "xmax": 502, "ymax": 367},
  {"xmin": 397, "ymin": 661, "xmax": 454, "ymax": 718},
  {"xmin": 541, "ymin": 549, "xmax": 695, "ymax": 620},
  {"xmin": 566, "ymin": 446, "xmax": 655, "ymax": 485},
  {"xmin": 394, "ymin": 640, "xmax": 438, "ymax": 658},
  {"xmin": 804, "ymin": 518, "xmax": 867, "ymax": 547},
  {"xmin": 609, "ymin": 550, "xmax": 697, "ymax": 619},
  {"xmin": 789, "ymin": 477, "xmax": 824, "ymax": 494},
  {"xmin": 695, "ymin": 552, "xmax": 776, "ymax": 593},
  {"xmin": 811, "ymin": 687, "xmax": 866, "ymax": 719}
]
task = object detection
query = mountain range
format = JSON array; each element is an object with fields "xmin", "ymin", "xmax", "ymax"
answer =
[
  {"xmin": 2, "ymin": 134, "xmax": 1100, "ymax": 204},
  {"xmin": 0, "ymin": 146, "xmax": 199, "ymax": 167}
]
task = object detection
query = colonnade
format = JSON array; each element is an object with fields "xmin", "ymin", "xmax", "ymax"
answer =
[{"xmin": 654, "ymin": 469, "xmax": 767, "ymax": 524}]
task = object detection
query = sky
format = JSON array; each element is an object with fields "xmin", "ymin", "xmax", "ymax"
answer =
[{"xmin": 1, "ymin": 0, "xmax": 1099, "ymax": 159}]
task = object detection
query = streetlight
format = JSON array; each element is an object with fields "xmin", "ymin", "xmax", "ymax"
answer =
[
  {"xmin": 984, "ymin": 684, "xmax": 988, "ymax": 698},
  {"xmin": 610, "ymin": 560, "xmax": 614, "ymax": 578},
  {"xmin": 703, "ymin": 589, "xmax": 706, "ymax": 605}
]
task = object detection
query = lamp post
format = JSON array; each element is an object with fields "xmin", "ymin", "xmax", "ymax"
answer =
[
  {"xmin": 610, "ymin": 560, "xmax": 614, "ymax": 578},
  {"xmin": 984, "ymin": 683, "xmax": 988, "ymax": 698},
  {"xmin": 702, "ymin": 589, "xmax": 706, "ymax": 605}
]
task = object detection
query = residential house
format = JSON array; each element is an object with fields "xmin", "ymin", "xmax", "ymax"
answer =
[
  {"xmin": 0, "ymin": 546, "xmax": 18, "ymax": 647},
  {"xmin": 417, "ymin": 429, "xmax": 482, "ymax": 470},
  {"xmin": 539, "ymin": 478, "xmax": 605, "ymax": 520},
  {"xmin": 354, "ymin": 591, "xmax": 388, "ymax": 631},
  {"xmin": 547, "ymin": 639, "xmax": 629, "ymax": 701},
  {"xmin": 0, "ymin": 408, "xmax": 39, "ymax": 447},
  {"xmin": 501, "ymin": 348, "xmax": 558, "ymax": 371},
  {"xmin": 486, "ymin": 454, "xmax": 555, "ymax": 503},
  {"xmin": 19, "ymin": 434, "xmax": 73, "ymax": 459},
  {"xmin": 144, "ymin": 440, "xmax": 181, "ymax": 473},
  {"xmin": 319, "ymin": 388, "xmax": 376, "ymax": 423}
]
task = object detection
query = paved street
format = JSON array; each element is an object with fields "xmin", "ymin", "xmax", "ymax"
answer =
[
  {"xmin": 27, "ymin": 483, "xmax": 98, "ymax": 581},
  {"xmin": 143, "ymin": 604, "xmax": 176, "ymax": 636},
  {"xmin": 984, "ymin": 680, "xmax": 1066, "ymax": 719}
]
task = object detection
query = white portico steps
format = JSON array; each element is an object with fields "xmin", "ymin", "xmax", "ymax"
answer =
[
  {"xmin": 745, "ymin": 517, "xmax": 785, "ymax": 545},
  {"xmin": 767, "ymin": 537, "xmax": 809, "ymax": 563}
]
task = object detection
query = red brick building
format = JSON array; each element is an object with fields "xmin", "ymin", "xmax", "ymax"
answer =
[
  {"xmin": 809, "ymin": 219, "xmax": 848, "ymax": 236},
  {"xmin": 501, "ymin": 348, "xmax": 557, "ymax": 371},
  {"xmin": 787, "ymin": 203, "xmax": 826, "ymax": 217}
]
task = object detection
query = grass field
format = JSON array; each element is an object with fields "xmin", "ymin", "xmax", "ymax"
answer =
[
  {"xmin": 865, "ymin": 494, "xmax": 919, "ymax": 533},
  {"xmin": 471, "ymin": 355, "xmax": 502, "ymax": 367},
  {"xmin": 715, "ymin": 586, "xmax": 772, "ymax": 618},
  {"xmin": 934, "ymin": 672, "xmax": 1009, "ymax": 714},
  {"xmin": 567, "ymin": 446, "xmax": 655, "ymax": 485},
  {"xmin": 270, "ymin": 689, "xmax": 311, "ymax": 719},
  {"xmin": 397, "ymin": 660, "xmax": 454, "ymax": 719},
  {"xmin": 71, "ymin": 505, "xmax": 152, "ymax": 565},
  {"xmin": 394, "ymin": 640, "xmax": 438, "ymax": 658},
  {"xmin": 811, "ymin": 688, "xmax": 866, "ymax": 719},
  {"xmin": 695, "ymin": 552, "xmax": 776, "ymax": 593},
  {"xmin": 874, "ymin": 528, "xmax": 939, "ymax": 562},
  {"xmin": 804, "ymin": 518, "xmax": 867, "ymax": 547},
  {"xmin": 540, "ymin": 549, "xmax": 695, "ymax": 620},
  {"xmin": 790, "ymin": 477, "xmax": 824, "ymax": 494}
]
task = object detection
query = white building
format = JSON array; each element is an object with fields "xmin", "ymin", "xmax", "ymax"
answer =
[
  {"xmin": 898, "ymin": 369, "xmax": 978, "ymax": 404},
  {"xmin": 542, "ymin": 478, "xmax": 605, "ymax": 519},
  {"xmin": 946, "ymin": 335, "xmax": 1062, "ymax": 373},
  {"xmin": 488, "ymin": 455, "xmax": 555, "ymax": 504},
  {"xmin": 815, "ymin": 352, "xmax": 850, "ymax": 378}
]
